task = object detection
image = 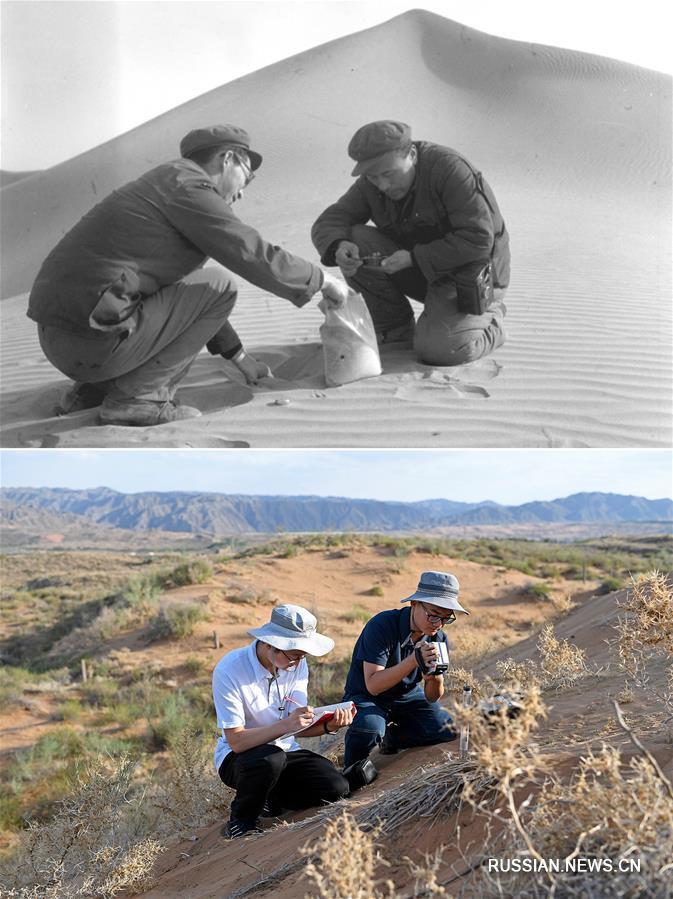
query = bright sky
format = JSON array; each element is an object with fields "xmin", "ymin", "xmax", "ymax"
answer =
[
  {"xmin": 1, "ymin": 0, "xmax": 671, "ymax": 171},
  {"xmin": 1, "ymin": 450, "xmax": 671, "ymax": 505}
]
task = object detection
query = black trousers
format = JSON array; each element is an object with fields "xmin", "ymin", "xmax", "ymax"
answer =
[{"xmin": 218, "ymin": 744, "xmax": 349, "ymax": 824}]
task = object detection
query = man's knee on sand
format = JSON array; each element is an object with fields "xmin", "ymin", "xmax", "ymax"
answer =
[{"xmin": 414, "ymin": 314, "xmax": 505, "ymax": 366}]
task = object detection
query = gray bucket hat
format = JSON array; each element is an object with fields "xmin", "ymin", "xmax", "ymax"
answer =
[
  {"xmin": 248, "ymin": 604, "xmax": 334, "ymax": 656},
  {"xmin": 401, "ymin": 571, "xmax": 469, "ymax": 615}
]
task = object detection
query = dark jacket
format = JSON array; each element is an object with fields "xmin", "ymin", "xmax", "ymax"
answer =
[
  {"xmin": 311, "ymin": 141, "xmax": 510, "ymax": 289},
  {"xmin": 28, "ymin": 158, "xmax": 323, "ymax": 336}
]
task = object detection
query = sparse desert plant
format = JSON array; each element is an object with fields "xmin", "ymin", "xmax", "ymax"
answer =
[
  {"xmin": 548, "ymin": 591, "xmax": 575, "ymax": 615},
  {"xmin": 0, "ymin": 755, "xmax": 162, "ymax": 898},
  {"xmin": 536, "ymin": 623, "xmax": 588, "ymax": 689},
  {"xmin": 615, "ymin": 571, "xmax": 673, "ymax": 716},
  {"xmin": 522, "ymin": 581, "xmax": 552, "ymax": 599},
  {"xmin": 166, "ymin": 558, "xmax": 213, "ymax": 587},
  {"xmin": 301, "ymin": 812, "xmax": 395, "ymax": 899},
  {"xmin": 146, "ymin": 600, "xmax": 209, "ymax": 641},
  {"xmin": 184, "ymin": 655, "xmax": 205, "ymax": 675},
  {"xmin": 494, "ymin": 658, "xmax": 539, "ymax": 690},
  {"xmin": 598, "ymin": 575, "xmax": 623, "ymax": 594},
  {"xmin": 153, "ymin": 726, "xmax": 232, "ymax": 838},
  {"xmin": 341, "ymin": 604, "xmax": 371, "ymax": 624},
  {"xmin": 365, "ymin": 585, "xmax": 384, "ymax": 597},
  {"xmin": 471, "ymin": 707, "xmax": 673, "ymax": 899}
]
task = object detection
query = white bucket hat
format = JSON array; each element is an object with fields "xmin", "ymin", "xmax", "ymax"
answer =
[
  {"xmin": 401, "ymin": 571, "xmax": 469, "ymax": 615},
  {"xmin": 248, "ymin": 604, "xmax": 334, "ymax": 656}
]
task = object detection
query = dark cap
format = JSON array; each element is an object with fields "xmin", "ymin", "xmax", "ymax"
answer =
[
  {"xmin": 179, "ymin": 124, "xmax": 263, "ymax": 170},
  {"xmin": 348, "ymin": 120, "xmax": 412, "ymax": 176}
]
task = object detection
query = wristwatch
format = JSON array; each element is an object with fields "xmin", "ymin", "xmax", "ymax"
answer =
[{"xmin": 323, "ymin": 720, "xmax": 330, "ymax": 735}]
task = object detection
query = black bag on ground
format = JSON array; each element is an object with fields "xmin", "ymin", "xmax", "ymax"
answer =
[
  {"xmin": 453, "ymin": 260, "xmax": 494, "ymax": 315},
  {"xmin": 343, "ymin": 758, "xmax": 378, "ymax": 792}
]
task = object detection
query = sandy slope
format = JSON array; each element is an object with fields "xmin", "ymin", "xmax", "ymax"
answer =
[
  {"xmin": 1, "ymin": 11, "xmax": 671, "ymax": 447},
  {"xmin": 134, "ymin": 583, "xmax": 671, "ymax": 899}
]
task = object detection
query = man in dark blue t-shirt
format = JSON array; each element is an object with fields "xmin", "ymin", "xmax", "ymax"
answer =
[{"xmin": 342, "ymin": 570, "xmax": 468, "ymax": 768}]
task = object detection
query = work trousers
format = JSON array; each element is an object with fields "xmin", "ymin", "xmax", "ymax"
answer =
[
  {"xmin": 343, "ymin": 685, "xmax": 457, "ymax": 768},
  {"xmin": 346, "ymin": 225, "xmax": 506, "ymax": 366},
  {"xmin": 37, "ymin": 268, "xmax": 239, "ymax": 403},
  {"xmin": 218, "ymin": 744, "xmax": 350, "ymax": 825}
]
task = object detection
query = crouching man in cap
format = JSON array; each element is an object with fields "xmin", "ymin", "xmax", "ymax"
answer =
[
  {"xmin": 212, "ymin": 604, "xmax": 353, "ymax": 839},
  {"xmin": 311, "ymin": 121, "xmax": 510, "ymax": 365},
  {"xmin": 341, "ymin": 571, "xmax": 467, "ymax": 770},
  {"xmin": 28, "ymin": 124, "xmax": 349, "ymax": 427}
]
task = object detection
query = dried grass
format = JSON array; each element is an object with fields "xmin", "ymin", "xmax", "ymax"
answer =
[
  {"xmin": 615, "ymin": 571, "xmax": 673, "ymax": 716},
  {"xmin": 0, "ymin": 756, "xmax": 162, "ymax": 898},
  {"xmin": 152, "ymin": 726, "xmax": 232, "ymax": 839},
  {"xmin": 536, "ymin": 624, "xmax": 588, "ymax": 689},
  {"xmin": 301, "ymin": 812, "xmax": 395, "ymax": 899}
]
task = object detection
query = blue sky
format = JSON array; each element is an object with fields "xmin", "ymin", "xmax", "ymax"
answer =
[
  {"xmin": 2, "ymin": 0, "xmax": 671, "ymax": 170},
  {"xmin": 1, "ymin": 450, "xmax": 671, "ymax": 505}
]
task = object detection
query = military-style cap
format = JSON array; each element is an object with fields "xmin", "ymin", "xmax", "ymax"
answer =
[
  {"xmin": 179, "ymin": 124, "xmax": 263, "ymax": 170},
  {"xmin": 348, "ymin": 120, "xmax": 412, "ymax": 176}
]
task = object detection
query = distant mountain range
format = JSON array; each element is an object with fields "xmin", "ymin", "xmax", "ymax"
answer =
[{"xmin": 1, "ymin": 488, "xmax": 671, "ymax": 538}]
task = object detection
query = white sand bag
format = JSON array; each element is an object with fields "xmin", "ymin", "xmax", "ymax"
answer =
[{"xmin": 318, "ymin": 291, "xmax": 382, "ymax": 387}]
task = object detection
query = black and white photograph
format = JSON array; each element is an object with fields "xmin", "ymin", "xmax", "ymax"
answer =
[{"xmin": 1, "ymin": 0, "xmax": 670, "ymax": 447}]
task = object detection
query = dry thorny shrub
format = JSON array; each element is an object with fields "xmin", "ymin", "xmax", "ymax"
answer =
[
  {"xmin": 0, "ymin": 728, "xmax": 232, "ymax": 898},
  {"xmin": 302, "ymin": 813, "xmax": 453, "ymax": 899},
  {"xmin": 301, "ymin": 813, "xmax": 395, "ymax": 899},
  {"xmin": 152, "ymin": 726, "xmax": 232, "ymax": 839},
  {"xmin": 0, "ymin": 756, "xmax": 161, "ymax": 898},
  {"xmin": 493, "ymin": 623, "xmax": 588, "ymax": 695},
  {"xmin": 615, "ymin": 571, "xmax": 673, "ymax": 716},
  {"xmin": 469, "ymin": 724, "xmax": 673, "ymax": 898},
  {"xmin": 536, "ymin": 624, "xmax": 588, "ymax": 689}
]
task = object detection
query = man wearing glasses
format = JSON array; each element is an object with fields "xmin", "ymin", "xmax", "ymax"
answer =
[
  {"xmin": 28, "ymin": 123, "xmax": 349, "ymax": 427},
  {"xmin": 341, "ymin": 571, "xmax": 468, "ymax": 769},
  {"xmin": 212, "ymin": 604, "xmax": 353, "ymax": 839}
]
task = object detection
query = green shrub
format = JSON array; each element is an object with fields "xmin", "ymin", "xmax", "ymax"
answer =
[
  {"xmin": 365, "ymin": 585, "xmax": 384, "ymax": 597},
  {"xmin": 167, "ymin": 559, "xmax": 213, "ymax": 587},
  {"xmin": 144, "ymin": 691, "xmax": 199, "ymax": 752},
  {"xmin": 522, "ymin": 582, "xmax": 552, "ymax": 599},
  {"xmin": 341, "ymin": 605, "xmax": 371, "ymax": 624},
  {"xmin": 146, "ymin": 601, "xmax": 208, "ymax": 641},
  {"xmin": 598, "ymin": 576, "xmax": 623, "ymax": 594},
  {"xmin": 184, "ymin": 656, "xmax": 204, "ymax": 675}
]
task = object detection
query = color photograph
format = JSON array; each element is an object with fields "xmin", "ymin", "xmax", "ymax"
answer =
[{"xmin": 1, "ymin": 448, "xmax": 672, "ymax": 896}]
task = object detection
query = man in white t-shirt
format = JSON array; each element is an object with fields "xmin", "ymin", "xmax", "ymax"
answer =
[{"xmin": 212, "ymin": 603, "xmax": 354, "ymax": 839}]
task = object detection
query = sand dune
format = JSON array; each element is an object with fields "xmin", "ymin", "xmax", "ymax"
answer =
[
  {"xmin": 1, "ymin": 11, "xmax": 670, "ymax": 447},
  {"xmin": 135, "ymin": 583, "xmax": 672, "ymax": 899}
]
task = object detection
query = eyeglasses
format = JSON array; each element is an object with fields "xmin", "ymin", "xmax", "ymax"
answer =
[
  {"xmin": 278, "ymin": 648, "xmax": 306, "ymax": 664},
  {"xmin": 420, "ymin": 602, "xmax": 456, "ymax": 626},
  {"xmin": 233, "ymin": 152, "xmax": 255, "ymax": 186}
]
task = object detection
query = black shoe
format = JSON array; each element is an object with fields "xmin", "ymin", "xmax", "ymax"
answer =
[
  {"xmin": 221, "ymin": 818, "xmax": 262, "ymax": 839},
  {"xmin": 379, "ymin": 722, "xmax": 399, "ymax": 755},
  {"xmin": 260, "ymin": 797, "xmax": 284, "ymax": 818},
  {"xmin": 343, "ymin": 758, "xmax": 378, "ymax": 792}
]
